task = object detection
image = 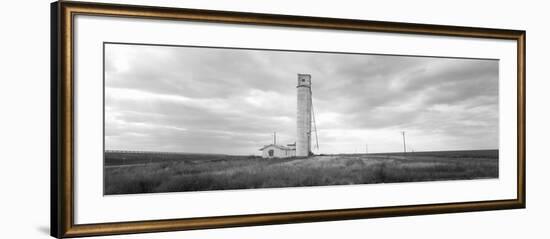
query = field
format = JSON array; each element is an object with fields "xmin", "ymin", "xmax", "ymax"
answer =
[{"xmin": 104, "ymin": 150, "xmax": 498, "ymax": 195}]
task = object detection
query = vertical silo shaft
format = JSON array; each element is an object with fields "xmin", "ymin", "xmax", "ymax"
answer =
[{"xmin": 296, "ymin": 74, "xmax": 312, "ymax": 157}]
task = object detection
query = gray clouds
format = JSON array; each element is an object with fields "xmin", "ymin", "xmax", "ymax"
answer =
[{"xmin": 105, "ymin": 43, "xmax": 498, "ymax": 154}]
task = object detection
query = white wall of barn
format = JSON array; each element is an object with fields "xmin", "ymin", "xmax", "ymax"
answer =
[
  {"xmin": 0, "ymin": 0, "xmax": 548, "ymax": 239},
  {"xmin": 261, "ymin": 145, "xmax": 295, "ymax": 158}
]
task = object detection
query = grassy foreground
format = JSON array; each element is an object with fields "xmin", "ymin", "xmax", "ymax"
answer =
[{"xmin": 104, "ymin": 150, "xmax": 498, "ymax": 195}]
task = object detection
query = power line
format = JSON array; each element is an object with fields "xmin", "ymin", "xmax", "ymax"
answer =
[{"xmin": 310, "ymin": 88, "xmax": 319, "ymax": 150}]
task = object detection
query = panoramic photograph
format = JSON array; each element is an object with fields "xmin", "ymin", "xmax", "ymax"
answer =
[{"xmin": 103, "ymin": 43, "xmax": 499, "ymax": 195}]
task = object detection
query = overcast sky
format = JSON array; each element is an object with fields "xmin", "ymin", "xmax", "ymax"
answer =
[{"xmin": 104, "ymin": 43, "xmax": 498, "ymax": 155}]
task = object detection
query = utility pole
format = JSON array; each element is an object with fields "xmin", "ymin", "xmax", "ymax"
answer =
[{"xmin": 401, "ymin": 131, "xmax": 407, "ymax": 153}]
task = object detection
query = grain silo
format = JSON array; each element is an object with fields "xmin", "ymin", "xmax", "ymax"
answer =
[{"xmin": 296, "ymin": 74, "xmax": 312, "ymax": 157}]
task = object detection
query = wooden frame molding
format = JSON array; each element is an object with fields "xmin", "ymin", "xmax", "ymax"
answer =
[{"xmin": 51, "ymin": 1, "xmax": 526, "ymax": 238}]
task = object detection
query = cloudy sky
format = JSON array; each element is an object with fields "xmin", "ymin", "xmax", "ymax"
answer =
[{"xmin": 104, "ymin": 43, "xmax": 498, "ymax": 155}]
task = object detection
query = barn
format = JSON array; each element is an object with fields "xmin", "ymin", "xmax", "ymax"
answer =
[{"xmin": 259, "ymin": 143, "xmax": 296, "ymax": 159}]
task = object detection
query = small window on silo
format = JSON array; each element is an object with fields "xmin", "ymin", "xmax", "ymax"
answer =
[{"xmin": 268, "ymin": 149, "xmax": 274, "ymax": 157}]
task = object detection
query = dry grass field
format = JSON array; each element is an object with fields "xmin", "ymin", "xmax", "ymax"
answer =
[{"xmin": 104, "ymin": 150, "xmax": 498, "ymax": 195}]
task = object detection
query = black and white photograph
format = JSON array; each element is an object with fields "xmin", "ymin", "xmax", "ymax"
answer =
[{"xmin": 103, "ymin": 43, "xmax": 499, "ymax": 195}]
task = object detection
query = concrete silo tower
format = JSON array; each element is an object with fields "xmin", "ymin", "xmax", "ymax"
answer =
[{"xmin": 296, "ymin": 74, "xmax": 312, "ymax": 157}]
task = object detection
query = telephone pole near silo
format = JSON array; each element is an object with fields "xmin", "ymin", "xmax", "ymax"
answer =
[{"xmin": 401, "ymin": 131, "xmax": 407, "ymax": 153}]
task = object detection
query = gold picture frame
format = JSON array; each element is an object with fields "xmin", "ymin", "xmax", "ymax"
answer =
[{"xmin": 51, "ymin": 1, "xmax": 526, "ymax": 237}]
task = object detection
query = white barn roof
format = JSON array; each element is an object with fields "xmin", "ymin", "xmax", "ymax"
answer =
[{"xmin": 258, "ymin": 144, "xmax": 294, "ymax": 151}]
